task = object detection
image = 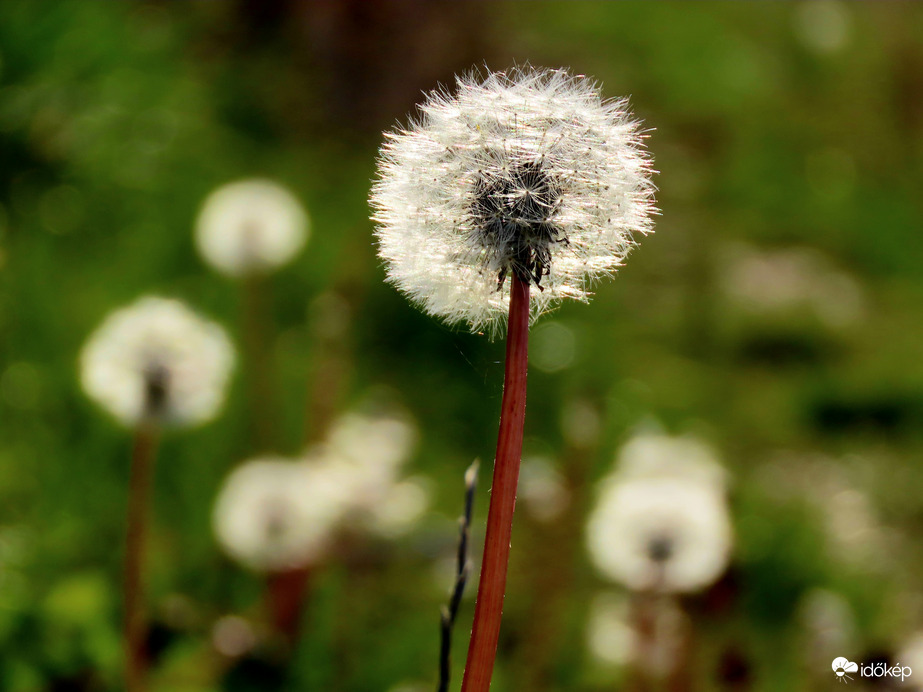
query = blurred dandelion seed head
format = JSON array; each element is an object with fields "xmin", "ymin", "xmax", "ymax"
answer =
[
  {"xmin": 896, "ymin": 633, "xmax": 923, "ymax": 691},
  {"xmin": 720, "ymin": 244, "xmax": 865, "ymax": 328},
  {"xmin": 587, "ymin": 434, "xmax": 732, "ymax": 593},
  {"xmin": 195, "ymin": 179, "xmax": 309, "ymax": 277},
  {"xmin": 520, "ymin": 456, "xmax": 570, "ymax": 523},
  {"xmin": 213, "ymin": 410, "xmax": 427, "ymax": 571},
  {"xmin": 370, "ymin": 66, "xmax": 656, "ymax": 332},
  {"xmin": 326, "ymin": 411, "xmax": 418, "ymax": 482},
  {"xmin": 586, "ymin": 591, "xmax": 636, "ymax": 668},
  {"xmin": 322, "ymin": 411, "xmax": 428, "ymax": 536},
  {"xmin": 80, "ymin": 296, "xmax": 234, "ymax": 427},
  {"xmin": 212, "ymin": 458, "xmax": 349, "ymax": 573},
  {"xmin": 212, "ymin": 615, "xmax": 257, "ymax": 658},
  {"xmin": 617, "ymin": 432, "xmax": 729, "ymax": 492}
]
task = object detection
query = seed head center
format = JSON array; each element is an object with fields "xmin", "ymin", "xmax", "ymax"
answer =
[{"xmin": 471, "ymin": 161, "xmax": 565, "ymax": 289}]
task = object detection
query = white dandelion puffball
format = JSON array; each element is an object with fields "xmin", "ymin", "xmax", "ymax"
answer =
[
  {"xmin": 587, "ymin": 476, "xmax": 732, "ymax": 594},
  {"xmin": 370, "ymin": 66, "xmax": 656, "ymax": 332},
  {"xmin": 896, "ymin": 633, "xmax": 923, "ymax": 692},
  {"xmin": 321, "ymin": 411, "xmax": 428, "ymax": 535},
  {"xmin": 617, "ymin": 433, "xmax": 728, "ymax": 492},
  {"xmin": 326, "ymin": 412, "xmax": 418, "ymax": 481},
  {"xmin": 80, "ymin": 297, "xmax": 234, "ymax": 427},
  {"xmin": 213, "ymin": 458, "xmax": 350, "ymax": 572},
  {"xmin": 195, "ymin": 179, "xmax": 309, "ymax": 277}
]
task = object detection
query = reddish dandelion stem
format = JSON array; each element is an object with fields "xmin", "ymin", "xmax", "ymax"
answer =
[
  {"xmin": 461, "ymin": 273, "xmax": 530, "ymax": 692},
  {"xmin": 267, "ymin": 566, "xmax": 313, "ymax": 646},
  {"xmin": 124, "ymin": 423, "xmax": 159, "ymax": 692}
]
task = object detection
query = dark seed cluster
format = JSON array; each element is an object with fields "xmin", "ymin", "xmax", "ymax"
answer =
[
  {"xmin": 470, "ymin": 162, "xmax": 566, "ymax": 290},
  {"xmin": 143, "ymin": 362, "xmax": 170, "ymax": 417},
  {"xmin": 646, "ymin": 535, "xmax": 675, "ymax": 564}
]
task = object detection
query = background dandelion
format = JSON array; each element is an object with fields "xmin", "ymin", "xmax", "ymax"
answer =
[
  {"xmin": 195, "ymin": 179, "xmax": 309, "ymax": 279},
  {"xmin": 194, "ymin": 179, "xmax": 310, "ymax": 451},
  {"xmin": 212, "ymin": 408, "xmax": 427, "ymax": 651},
  {"xmin": 80, "ymin": 297, "xmax": 235, "ymax": 427},
  {"xmin": 80, "ymin": 295, "xmax": 234, "ymax": 692},
  {"xmin": 586, "ymin": 435, "xmax": 733, "ymax": 594}
]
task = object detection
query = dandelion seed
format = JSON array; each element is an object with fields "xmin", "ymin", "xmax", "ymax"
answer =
[
  {"xmin": 371, "ymin": 66, "xmax": 655, "ymax": 333},
  {"xmin": 322, "ymin": 410, "xmax": 427, "ymax": 536},
  {"xmin": 196, "ymin": 179, "xmax": 309, "ymax": 277},
  {"xmin": 80, "ymin": 296, "xmax": 234, "ymax": 427}
]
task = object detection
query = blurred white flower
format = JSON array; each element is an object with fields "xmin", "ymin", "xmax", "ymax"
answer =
[
  {"xmin": 370, "ymin": 66, "xmax": 655, "ymax": 332},
  {"xmin": 896, "ymin": 632, "xmax": 923, "ymax": 692},
  {"xmin": 617, "ymin": 432, "xmax": 728, "ymax": 492},
  {"xmin": 326, "ymin": 411, "xmax": 418, "ymax": 483},
  {"xmin": 365, "ymin": 477, "xmax": 431, "ymax": 538},
  {"xmin": 586, "ymin": 591, "xmax": 636, "ymax": 667},
  {"xmin": 794, "ymin": 0, "xmax": 850, "ymax": 54},
  {"xmin": 195, "ymin": 179, "xmax": 309, "ymax": 277},
  {"xmin": 322, "ymin": 411, "xmax": 428, "ymax": 535},
  {"xmin": 519, "ymin": 456, "xmax": 570, "ymax": 523},
  {"xmin": 213, "ymin": 411, "xmax": 428, "ymax": 571},
  {"xmin": 212, "ymin": 458, "xmax": 350, "ymax": 572},
  {"xmin": 80, "ymin": 296, "xmax": 234, "ymax": 427},
  {"xmin": 587, "ymin": 435, "xmax": 732, "ymax": 593},
  {"xmin": 719, "ymin": 244, "xmax": 865, "ymax": 328},
  {"xmin": 211, "ymin": 615, "xmax": 257, "ymax": 658},
  {"xmin": 798, "ymin": 589, "xmax": 856, "ymax": 662}
]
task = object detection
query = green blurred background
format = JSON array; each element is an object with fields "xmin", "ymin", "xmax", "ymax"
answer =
[{"xmin": 2, "ymin": 2, "xmax": 923, "ymax": 690}]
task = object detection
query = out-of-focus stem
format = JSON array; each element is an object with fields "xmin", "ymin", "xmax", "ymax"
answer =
[
  {"xmin": 461, "ymin": 273, "xmax": 530, "ymax": 692},
  {"xmin": 242, "ymin": 273, "xmax": 275, "ymax": 451},
  {"xmin": 267, "ymin": 567, "xmax": 313, "ymax": 646},
  {"xmin": 124, "ymin": 423, "xmax": 159, "ymax": 692},
  {"xmin": 303, "ymin": 292, "xmax": 352, "ymax": 445}
]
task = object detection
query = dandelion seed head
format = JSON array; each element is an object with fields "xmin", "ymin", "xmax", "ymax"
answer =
[
  {"xmin": 321, "ymin": 411, "xmax": 428, "ymax": 535},
  {"xmin": 370, "ymin": 66, "xmax": 656, "ymax": 332},
  {"xmin": 213, "ymin": 409, "xmax": 428, "ymax": 572},
  {"xmin": 618, "ymin": 432, "xmax": 729, "ymax": 492},
  {"xmin": 212, "ymin": 458, "xmax": 350, "ymax": 572},
  {"xmin": 587, "ymin": 477, "xmax": 732, "ymax": 593},
  {"xmin": 196, "ymin": 179, "xmax": 309, "ymax": 277},
  {"xmin": 365, "ymin": 477, "xmax": 431, "ymax": 538},
  {"xmin": 896, "ymin": 632, "xmax": 923, "ymax": 691},
  {"xmin": 587, "ymin": 434, "xmax": 732, "ymax": 593},
  {"xmin": 326, "ymin": 411, "xmax": 418, "ymax": 483},
  {"xmin": 586, "ymin": 592, "xmax": 637, "ymax": 668},
  {"xmin": 80, "ymin": 297, "xmax": 234, "ymax": 427}
]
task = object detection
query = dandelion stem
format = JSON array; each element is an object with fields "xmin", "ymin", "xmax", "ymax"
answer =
[
  {"xmin": 461, "ymin": 274, "xmax": 530, "ymax": 692},
  {"xmin": 124, "ymin": 423, "xmax": 159, "ymax": 692},
  {"xmin": 267, "ymin": 566, "xmax": 313, "ymax": 646},
  {"xmin": 242, "ymin": 273, "xmax": 275, "ymax": 451}
]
